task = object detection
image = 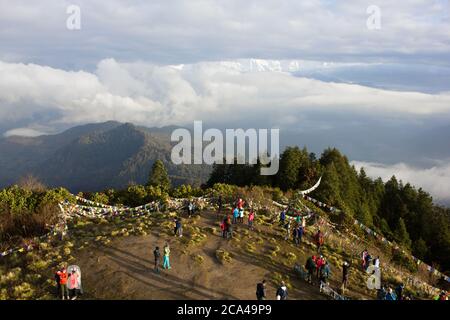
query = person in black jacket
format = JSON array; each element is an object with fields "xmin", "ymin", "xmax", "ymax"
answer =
[
  {"xmin": 174, "ymin": 218, "xmax": 182, "ymax": 237},
  {"xmin": 54, "ymin": 268, "xmax": 61, "ymax": 297},
  {"xmin": 256, "ymin": 280, "xmax": 267, "ymax": 300},
  {"xmin": 341, "ymin": 261, "xmax": 351, "ymax": 294},
  {"xmin": 153, "ymin": 246, "xmax": 161, "ymax": 273},
  {"xmin": 377, "ymin": 285, "xmax": 387, "ymax": 300},
  {"xmin": 305, "ymin": 256, "xmax": 316, "ymax": 284},
  {"xmin": 395, "ymin": 283, "xmax": 404, "ymax": 300}
]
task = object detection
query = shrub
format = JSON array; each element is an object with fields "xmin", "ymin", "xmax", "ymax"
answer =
[
  {"xmin": 0, "ymin": 288, "xmax": 8, "ymax": 300},
  {"xmin": 391, "ymin": 250, "xmax": 418, "ymax": 273},
  {"xmin": 172, "ymin": 185, "xmax": 194, "ymax": 198},
  {"xmin": 271, "ymin": 188, "xmax": 284, "ymax": 203},
  {"xmin": 28, "ymin": 260, "xmax": 49, "ymax": 272},
  {"xmin": 246, "ymin": 243, "xmax": 257, "ymax": 253},
  {"xmin": 216, "ymin": 250, "xmax": 232, "ymax": 264},
  {"xmin": 89, "ymin": 192, "xmax": 109, "ymax": 205},
  {"xmin": 193, "ymin": 254, "xmax": 205, "ymax": 264},
  {"xmin": 207, "ymin": 184, "xmax": 238, "ymax": 200},
  {"xmin": 0, "ymin": 267, "xmax": 22, "ymax": 285},
  {"xmin": 0, "ymin": 186, "xmax": 68, "ymax": 244},
  {"xmin": 13, "ymin": 282, "xmax": 34, "ymax": 300},
  {"xmin": 285, "ymin": 252, "xmax": 297, "ymax": 262},
  {"xmin": 146, "ymin": 185, "xmax": 169, "ymax": 202}
]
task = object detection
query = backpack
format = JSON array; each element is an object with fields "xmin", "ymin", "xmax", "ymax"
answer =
[
  {"xmin": 320, "ymin": 265, "xmax": 329, "ymax": 278},
  {"xmin": 276, "ymin": 287, "xmax": 287, "ymax": 300},
  {"xmin": 306, "ymin": 258, "xmax": 315, "ymax": 271}
]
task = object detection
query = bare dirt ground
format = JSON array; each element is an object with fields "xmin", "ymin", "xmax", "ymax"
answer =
[{"xmin": 74, "ymin": 210, "xmax": 371, "ymax": 300}]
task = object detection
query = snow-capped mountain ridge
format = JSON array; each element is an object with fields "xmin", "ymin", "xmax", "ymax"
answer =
[
  {"xmin": 170, "ymin": 59, "xmax": 310, "ymax": 74},
  {"xmin": 168, "ymin": 59, "xmax": 361, "ymax": 74}
]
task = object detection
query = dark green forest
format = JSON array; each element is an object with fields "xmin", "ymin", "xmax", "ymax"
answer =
[{"xmin": 207, "ymin": 147, "xmax": 450, "ymax": 273}]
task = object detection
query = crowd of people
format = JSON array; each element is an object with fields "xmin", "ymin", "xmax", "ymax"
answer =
[
  {"xmin": 277, "ymin": 205, "xmax": 420, "ymax": 300},
  {"xmin": 361, "ymin": 248, "xmax": 380, "ymax": 271},
  {"xmin": 218, "ymin": 198, "xmax": 257, "ymax": 239},
  {"xmin": 49, "ymin": 194, "xmax": 448, "ymax": 301},
  {"xmin": 279, "ymin": 208, "xmax": 310, "ymax": 246},
  {"xmin": 377, "ymin": 283, "xmax": 414, "ymax": 300},
  {"xmin": 303, "ymin": 254, "xmax": 332, "ymax": 291}
]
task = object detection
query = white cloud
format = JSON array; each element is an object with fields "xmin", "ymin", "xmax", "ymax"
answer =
[
  {"xmin": 352, "ymin": 160, "xmax": 450, "ymax": 204},
  {"xmin": 1, "ymin": 58, "xmax": 450, "ymax": 134},
  {"xmin": 3, "ymin": 127, "xmax": 48, "ymax": 137}
]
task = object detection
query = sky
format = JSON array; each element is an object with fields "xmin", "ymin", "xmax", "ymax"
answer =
[{"xmin": 0, "ymin": 0, "xmax": 449, "ymax": 203}]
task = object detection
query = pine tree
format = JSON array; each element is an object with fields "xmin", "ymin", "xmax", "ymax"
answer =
[
  {"xmin": 277, "ymin": 147, "xmax": 303, "ymax": 190},
  {"xmin": 314, "ymin": 163, "xmax": 343, "ymax": 207},
  {"xmin": 379, "ymin": 218, "xmax": 392, "ymax": 238},
  {"xmin": 394, "ymin": 217, "xmax": 412, "ymax": 248},
  {"xmin": 413, "ymin": 238, "xmax": 427, "ymax": 260},
  {"xmin": 356, "ymin": 197, "xmax": 373, "ymax": 227},
  {"xmin": 147, "ymin": 160, "xmax": 171, "ymax": 190}
]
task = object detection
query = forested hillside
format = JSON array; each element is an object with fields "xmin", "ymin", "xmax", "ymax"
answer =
[
  {"xmin": 207, "ymin": 147, "xmax": 450, "ymax": 273},
  {"xmin": 0, "ymin": 122, "xmax": 210, "ymax": 191}
]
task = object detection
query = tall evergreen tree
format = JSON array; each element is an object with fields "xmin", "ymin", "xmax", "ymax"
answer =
[
  {"xmin": 413, "ymin": 238, "xmax": 428, "ymax": 260},
  {"xmin": 277, "ymin": 147, "xmax": 303, "ymax": 191},
  {"xmin": 314, "ymin": 163, "xmax": 343, "ymax": 208},
  {"xmin": 394, "ymin": 217, "xmax": 412, "ymax": 248},
  {"xmin": 147, "ymin": 160, "xmax": 171, "ymax": 190}
]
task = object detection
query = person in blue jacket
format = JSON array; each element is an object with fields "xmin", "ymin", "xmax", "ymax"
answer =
[
  {"xmin": 298, "ymin": 225, "xmax": 304, "ymax": 243},
  {"xmin": 279, "ymin": 209, "xmax": 286, "ymax": 226},
  {"xmin": 232, "ymin": 207, "xmax": 239, "ymax": 224},
  {"xmin": 385, "ymin": 287, "xmax": 397, "ymax": 300}
]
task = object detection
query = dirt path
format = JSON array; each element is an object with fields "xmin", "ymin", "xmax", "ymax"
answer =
[{"xmin": 74, "ymin": 210, "xmax": 351, "ymax": 300}]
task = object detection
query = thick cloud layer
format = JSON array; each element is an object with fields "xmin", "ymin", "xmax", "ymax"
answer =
[{"xmin": 2, "ymin": 58, "xmax": 450, "ymax": 135}]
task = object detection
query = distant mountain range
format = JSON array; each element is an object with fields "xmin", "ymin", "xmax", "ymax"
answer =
[
  {"xmin": 0, "ymin": 121, "xmax": 211, "ymax": 192},
  {"xmin": 1, "ymin": 119, "xmax": 450, "ymax": 203}
]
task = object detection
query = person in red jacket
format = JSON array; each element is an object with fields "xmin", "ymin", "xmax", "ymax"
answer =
[
  {"xmin": 316, "ymin": 255, "xmax": 325, "ymax": 278},
  {"xmin": 57, "ymin": 267, "xmax": 69, "ymax": 300},
  {"xmin": 236, "ymin": 198, "xmax": 245, "ymax": 210},
  {"xmin": 248, "ymin": 209, "xmax": 255, "ymax": 230}
]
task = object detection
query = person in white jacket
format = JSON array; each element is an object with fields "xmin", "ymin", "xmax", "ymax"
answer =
[{"xmin": 374, "ymin": 256, "xmax": 380, "ymax": 269}]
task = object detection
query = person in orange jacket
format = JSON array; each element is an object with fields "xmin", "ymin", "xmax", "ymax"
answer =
[{"xmin": 56, "ymin": 267, "xmax": 69, "ymax": 300}]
